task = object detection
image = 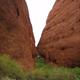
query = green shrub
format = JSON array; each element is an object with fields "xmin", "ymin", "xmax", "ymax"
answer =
[
  {"xmin": 0, "ymin": 54, "xmax": 26, "ymax": 80},
  {"xmin": 0, "ymin": 54, "xmax": 80, "ymax": 80},
  {"xmin": 26, "ymin": 57, "xmax": 80, "ymax": 80}
]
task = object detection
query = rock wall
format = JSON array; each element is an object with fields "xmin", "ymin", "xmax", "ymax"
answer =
[
  {"xmin": 0, "ymin": 0, "xmax": 36, "ymax": 69},
  {"xmin": 38, "ymin": 0, "xmax": 80, "ymax": 67}
]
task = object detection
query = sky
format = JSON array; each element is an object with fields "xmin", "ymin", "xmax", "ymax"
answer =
[{"xmin": 26, "ymin": 0, "xmax": 56, "ymax": 46}]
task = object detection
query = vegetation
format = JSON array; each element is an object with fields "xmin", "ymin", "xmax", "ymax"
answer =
[
  {"xmin": 27, "ymin": 57, "xmax": 80, "ymax": 80},
  {"xmin": 0, "ymin": 55, "xmax": 80, "ymax": 80},
  {"xmin": 0, "ymin": 54, "xmax": 26, "ymax": 80}
]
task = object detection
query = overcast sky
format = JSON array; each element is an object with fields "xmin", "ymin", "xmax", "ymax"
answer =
[{"xmin": 26, "ymin": 0, "xmax": 56, "ymax": 46}]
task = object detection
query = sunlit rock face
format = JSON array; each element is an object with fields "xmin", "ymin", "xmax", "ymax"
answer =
[
  {"xmin": 38, "ymin": 0, "xmax": 80, "ymax": 67},
  {"xmin": 0, "ymin": 0, "xmax": 36, "ymax": 69}
]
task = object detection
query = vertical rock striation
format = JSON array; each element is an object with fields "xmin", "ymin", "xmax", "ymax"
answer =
[
  {"xmin": 0, "ymin": 0, "xmax": 36, "ymax": 69},
  {"xmin": 38, "ymin": 0, "xmax": 80, "ymax": 67}
]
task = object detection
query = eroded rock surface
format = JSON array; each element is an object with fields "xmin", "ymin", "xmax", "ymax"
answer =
[
  {"xmin": 38, "ymin": 0, "xmax": 80, "ymax": 67},
  {"xmin": 0, "ymin": 0, "xmax": 36, "ymax": 69}
]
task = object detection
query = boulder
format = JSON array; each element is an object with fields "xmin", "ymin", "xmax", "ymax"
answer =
[
  {"xmin": 0, "ymin": 0, "xmax": 36, "ymax": 69},
  {"xmin": 38, "ymin": 0, "xmax": 80, "ymax": 67}
]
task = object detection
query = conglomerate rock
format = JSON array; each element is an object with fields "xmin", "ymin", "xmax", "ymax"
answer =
[
  {"xmin": 38, "ymin": 0, "xmax": 80, "ymax": 67},
  {"xmin": 0, "ymin": 0, "xmax": 36, "ymax": 69}
]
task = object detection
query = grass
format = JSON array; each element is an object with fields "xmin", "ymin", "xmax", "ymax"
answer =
[
  {"xmin": 0, "ymin": 54, "xmax": 80, "ymax": 80},
  {"xmin": 0, "ymin": 54, "xmax": 26, "ymax": 80},
  {"xmin": 27, "ymin": 57, "xmax": 80, "ymax": 80}
]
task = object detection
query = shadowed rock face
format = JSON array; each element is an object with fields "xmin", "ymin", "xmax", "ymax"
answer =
[
  {"xmin": 0, "ymin": 0, "xmax": 36, "ymax": 69},
  {"xmin": 38, "ymin": 0, "xmax": 80, "ymax": 67}
]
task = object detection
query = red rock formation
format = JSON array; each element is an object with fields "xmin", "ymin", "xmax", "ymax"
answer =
[
  {"xmin": 38, "ymin": 0, "xmax": 80, "ymax": 67},
  {"xmin": 0, "ymin": 0, "xmax": 36, "ymax": 69}
]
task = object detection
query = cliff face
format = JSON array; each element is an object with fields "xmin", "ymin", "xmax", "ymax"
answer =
[
  {"xmin": 0, "ymin": 0, "xmax": 36, "ymax": 69},
  {"xmin": 38, "ymin": 0, "xmax": 80, "ymax": 67}
]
